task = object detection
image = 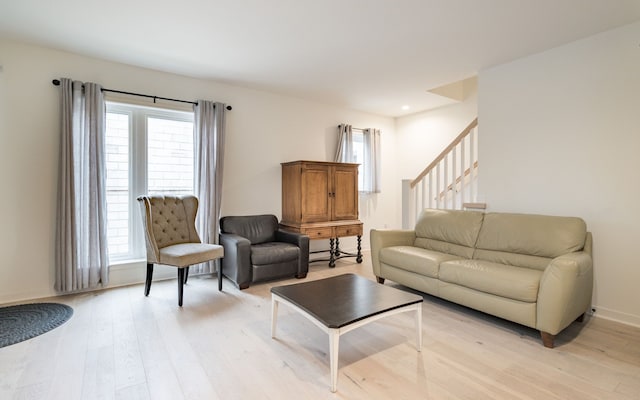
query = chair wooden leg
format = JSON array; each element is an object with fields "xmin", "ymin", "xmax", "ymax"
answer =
[
  {"xmin": 144, "ymin": 263, "xmax": 154, "ymax": 296},
  {"xmin": 376, "ymin": 276, "xmax": 385, "ymax": 284},
  {"xmin": 184, "ymin": 267, "xmax": 189, "ymax": 284},
  {"xmin": 178, "ymin": 268, "xmax": 185, "ymax": 307},
  {"xmin": 218, "ymin": 264, "xmax": 223, "ymax": 291}
]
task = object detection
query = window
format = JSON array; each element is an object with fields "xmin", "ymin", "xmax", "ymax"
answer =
[
  {"xmin": 351, "ymin": 130, "xmax": 366, "ymax": 190},
  {"xmin": 336, "ymin": 125, "xmax": 381, "ymax": 193},
  {"xmin": 105, "ymin": 102, "xmax": 195, "ymax": 261}
]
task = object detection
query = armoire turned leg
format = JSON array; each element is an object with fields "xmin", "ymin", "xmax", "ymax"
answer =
[
  {"xmin": 144, "ymin": 263, "xmax": 154, "ymax": 296},
  {"xmin": 177, "ymin": 268, "xmax": 185, "ymax": 307},
  {"xmin": 184, "ymin": 267, "xmax": 189, "ymax": 284},
  {"xmin": 329, "ymin": 238, "xmax": 336, "ymax": 268}
]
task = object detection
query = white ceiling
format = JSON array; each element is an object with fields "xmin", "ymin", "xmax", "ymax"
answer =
[{"xmin": 2, "ymin": 0, "xmax": 640, "ymax": 117}]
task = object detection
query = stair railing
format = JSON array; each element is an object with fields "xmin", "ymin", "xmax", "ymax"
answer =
[{"xmin": 402, "ymin": 117, "xmax": 483, "ymax": 228}]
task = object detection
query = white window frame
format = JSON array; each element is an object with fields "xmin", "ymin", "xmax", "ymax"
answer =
[{"xmin": 106, "ymin": 101, "xmax": 195, "ymax": 262}]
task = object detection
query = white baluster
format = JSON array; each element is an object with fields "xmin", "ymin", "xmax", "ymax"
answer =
[
  {"xmin": 414, "ymin": 181, "xmax": 419, "ymax": 225},
  {"xmin": 460, "ymin": 136, "xmax": 466, "ymax": 208},
  {"xmin": 428, "ymin": 171, "xmax": 433, "ymax": 209},
  {"xmin": 436, "ymin": 163, "xmax": 441, "ymax": 209},
  {"xmin": 452, "ymin": 143, "xmax": 457, "ymax": 209}
]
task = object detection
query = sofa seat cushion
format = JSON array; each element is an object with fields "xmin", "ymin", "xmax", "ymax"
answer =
[
  {"xmin": 379, "ymin": 246, "xmax": 463, "ymax": 278},
  {"xmin": 251, "ymin": 242, "xmax": 298, "ymax": 265},
  {"xmin": 439, "ymin": 260, "xmax": 543, "ymax": 302}
]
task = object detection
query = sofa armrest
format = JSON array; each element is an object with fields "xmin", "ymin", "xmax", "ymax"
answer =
[
  {"xmin": 219, "ymin": 233, "xmax": 252, "ymax": 288},
  {"xmin": 536, "ymin": 251, "xmax": 593, "ymax": 335},
  {"xmin": 275, "ymin": 229, "xmax": 306, "ymax": 246},
  {"xmin": 275, "ymin": 230, "xmax": 310, "ymax": 276},
  {"xmin": 370, "ymin": 229, "xmax": 416, "ymax": 278}
]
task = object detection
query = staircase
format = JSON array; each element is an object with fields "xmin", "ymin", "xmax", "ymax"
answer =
[{"xmin": 402, "ymin": 117, "xmax": 484, "ymax": 228}]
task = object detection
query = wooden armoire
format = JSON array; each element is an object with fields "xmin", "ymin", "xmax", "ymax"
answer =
[{"xmin": 280, "ymin": 160, "xmax": 363, "ymax": 267}]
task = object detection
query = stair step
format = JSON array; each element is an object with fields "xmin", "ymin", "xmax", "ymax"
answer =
[{"xmin": 463, "ymin": 202, "xmax": 487, "ymax": 210}]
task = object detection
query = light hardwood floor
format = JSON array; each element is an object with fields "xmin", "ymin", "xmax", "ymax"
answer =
[{"xmin": 1, "ymin": 253, "xmax": 639, "ymax": 400}]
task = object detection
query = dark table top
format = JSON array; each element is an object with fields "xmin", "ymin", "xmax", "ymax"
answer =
[{"xmin": 271, "ymin": 273, "xmax": 423, "ymax": 329}]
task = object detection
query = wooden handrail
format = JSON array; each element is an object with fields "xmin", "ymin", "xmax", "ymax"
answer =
[{"xmin": 410, "ymin": 117, "xmax": 478, "ymax": 188}]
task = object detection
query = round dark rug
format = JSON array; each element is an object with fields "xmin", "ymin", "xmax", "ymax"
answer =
[{"xmin": 0, "ymin": 303, "xmax": 73, "ymax": 348}]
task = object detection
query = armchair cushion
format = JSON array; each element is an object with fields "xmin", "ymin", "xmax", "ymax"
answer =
[
  {"xmin": 159, "ymin": 243, "xmax": 225, "ymax": 268},
  {"xmin": 251, "ymin": 242, "xmax": 299, "ymax": 265}
]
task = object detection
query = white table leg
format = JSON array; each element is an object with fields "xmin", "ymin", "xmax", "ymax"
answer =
[
  {"xmin": 415, "ymin": 303, "xmax": 422, "ymax": 351},
  {"xmin": 329, "ymin": 328, "xmax": 340, "ymax": 392},
  {"xmin": 271, "ymin": 295, "xmax": 279, "ymax": 338}
]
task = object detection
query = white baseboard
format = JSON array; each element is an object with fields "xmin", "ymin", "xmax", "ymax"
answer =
[
  {"xmin": 0, "ymin": 261, "xmax": 208, "ymax": 306},
  {"xmin": 108, "ymin": 260, "xmax": 179, "ymax": 287},
  {"xmin": 590, "ymin": 305, "xmax": 640, "ymax": 328}
]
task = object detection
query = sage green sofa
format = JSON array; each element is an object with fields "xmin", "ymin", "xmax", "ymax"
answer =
[{"xmin": 370, "ymin": 209, "xmax": 593, "ymax": 348}]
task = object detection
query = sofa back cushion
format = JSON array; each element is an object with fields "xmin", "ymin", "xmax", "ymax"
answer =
[
  {"xmin": 474, "ymin": 212, "xmax": 587, "ymax": 270},
  {"xmin": 414, "ymin": 209, "xmax": 484, "ymax": 258}
]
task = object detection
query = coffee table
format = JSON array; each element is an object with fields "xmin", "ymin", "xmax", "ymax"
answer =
[{"xmin": 270, "ymin": 273, "xmax": 423, "ymax": 392}]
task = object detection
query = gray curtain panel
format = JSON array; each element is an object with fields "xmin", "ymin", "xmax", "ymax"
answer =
[
  {"xmin": 363, "ymin": 128, "xmax": 382, "ymax": 193},
  {"xmin": 193, "ymin": 100, "xmax": 226, "ymax": 274},
  {"xmin": 55, "ymin": 78, "xmax": 109, "ymax": 292},
  {"xmin": 334, "ymin": 123, "xmax": 353, "ymax": 163}
]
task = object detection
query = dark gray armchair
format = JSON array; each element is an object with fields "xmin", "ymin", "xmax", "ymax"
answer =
[{"xmin": 219, "ymin": 214, "xmax": 309, "ymax": 289}]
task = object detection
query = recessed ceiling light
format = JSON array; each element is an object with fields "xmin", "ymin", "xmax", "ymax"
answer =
[{"xmin": 401, "ymin": 105, "xmax": 410, "ymax": 110}]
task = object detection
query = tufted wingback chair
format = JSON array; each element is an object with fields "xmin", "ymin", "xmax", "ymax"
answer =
[
  {"xmin": 137, "ymin": 195, "xmax": 224, "ymax": 306},
  {"xmin": 219, "ymin": 214, "xmax": 309, "ymax": 289}
]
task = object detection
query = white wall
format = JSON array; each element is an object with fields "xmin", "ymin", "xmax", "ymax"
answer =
[
  {"xmin": 0, "ymin": 38, "xmax": 398, "ymax": 303},
  {"xmin": 395, "ymin": 84, "xmax": 478, "ymax": 180},
  {"xmin": 479, "ymin": 21, "xmax": 640, "ymax": 326}
]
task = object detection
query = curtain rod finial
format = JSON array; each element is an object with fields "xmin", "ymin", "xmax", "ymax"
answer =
[{"xmin": 52, "ymin": 79, "xmax": 60, "ymax": 86}]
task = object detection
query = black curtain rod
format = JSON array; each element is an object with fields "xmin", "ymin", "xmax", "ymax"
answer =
[
  {"xmin": 338, "ymin": 124, "xmax": 364, "ymax": 131},
  {"xmin": 52, "ymin": 79, "xmax": 232, "ymax": 110}
]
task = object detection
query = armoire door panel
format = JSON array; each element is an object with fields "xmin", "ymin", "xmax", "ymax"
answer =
[
  {"xmin": 300, "ymin": 167, "xmax": 331, "ymax": 222},
  {"xmin": 332, "ymin": 167, "xmax": 358, "ymax": 220}
]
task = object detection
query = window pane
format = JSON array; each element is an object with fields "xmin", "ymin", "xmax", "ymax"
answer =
[
  {"xmin": 105, "ymin": 112, "xmax": 130, "ymax": 256},
  {"xmin": 352, "ymin": 132, "xmax": 365, "ymax": 190},
  {"xmin": 147, "ymin": 117, "xmax": 194, "ymax": 195}
]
